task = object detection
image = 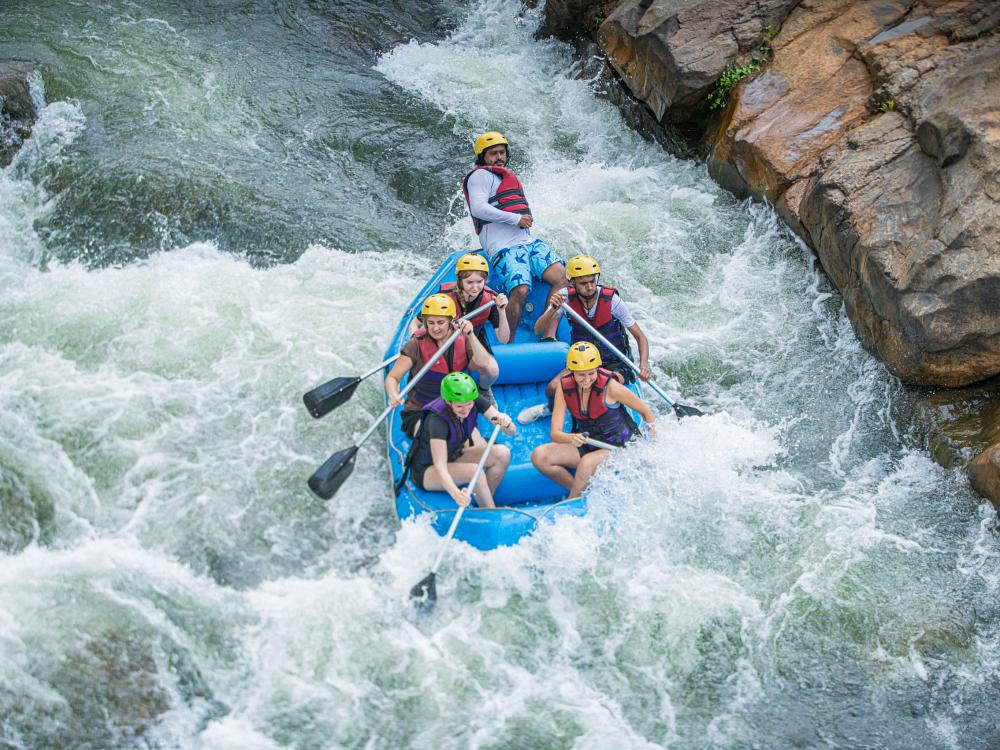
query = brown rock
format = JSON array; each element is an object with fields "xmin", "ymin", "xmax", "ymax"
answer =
[
  {"xmin": 802, "ymin": 30, "xmax": 1000, "ymax": 386},
  {"xmin": 707, "ymin": 0, "xmax": 909, "ymax": 233},
  {"xmin": 541, "ymin": 0, "xmax": 621, "ymax": 41},
  {"xmin": 597, "ymin": 0, "xmax": 799, "ymax": 123},
  {"xmin": 703, "ymin": 1, "xmax": 1000, "ymax": 387},
  {"xmin": 969, "ymin": 442, "xmax": 1000, "ymax": 510},
  {"xmin": 0, "ymin": 60, "xmax": 37, "ymax": 168}
]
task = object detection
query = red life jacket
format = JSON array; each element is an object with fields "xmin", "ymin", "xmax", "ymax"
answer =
[
  {"xmin": 560, "ymin": 368, "xmax": 637, "ymax": 447},
  {"xmin": 461, "ymin": 165, "xmax": 531, "ymax": 235},
  {"xmin": 567, "ymin": 286, "xmax": 633, "ymax": 381},
  {"xmin": 439, "ymin": 281, "xmax": 496, "ymax": 332},
  {"xmin": 409, "ymin": 329, "xmax": 470, "ymax": 407},
  {"xmin": 561, "ymin": 368, "xmax": 613, "ymax": 421}
]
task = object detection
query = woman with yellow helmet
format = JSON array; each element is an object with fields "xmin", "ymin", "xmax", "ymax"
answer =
[
  {"xmin": 408, "ymin": 253, "xmax": 511, "ymax": 402},
  {"xmin": 530, "ymin": 342, "xmax": 655, "ymax": 499},
  {"xmin": 385, "ymin": 292, "xmax": 493, "ymax": 438}
]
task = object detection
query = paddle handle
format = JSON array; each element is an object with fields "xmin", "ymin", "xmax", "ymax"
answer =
[
  {"xmin": 430, "ymin": 423, "xmax": 502, "ymax": 574},
  {"xmin": 560, "ymin": 303, "xmax": 677, "ymax": 408}
]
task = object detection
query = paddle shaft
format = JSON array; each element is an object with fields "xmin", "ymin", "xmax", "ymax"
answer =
[
  {"xmin": 584, "ymin": 436, "xmax": 618, "ymax": 451},
  {"xmin": 430, "ymin": 423, "xmax": 502, "ymax": 575},
  {"xmin": 560, "ymin": 303, "xmax": 678, "ymax": 408},
  {"xmin": 356, "ymin": 326, "xmax": 465, "ymax": 449},
  {"xmin": 359, "ymin": 354, "xmax": 400, "ymax": 380}
]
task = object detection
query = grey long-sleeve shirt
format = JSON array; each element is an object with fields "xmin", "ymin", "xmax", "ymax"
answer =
[{"xmin": 465, "ymin": 168, "xmax": 534, "ymax": 260}]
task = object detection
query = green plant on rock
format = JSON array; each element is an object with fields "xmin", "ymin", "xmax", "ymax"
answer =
[
  {"xmin": 708, "ymin": 61, "xmax": 760, "ymax": 110},
  {"xmin": 879, "ymin": 98, "xmax": 896, "ymax": 112},
  {"xmin": 591, "ymin": 15, "xmax": 605, "ymax": 30}
]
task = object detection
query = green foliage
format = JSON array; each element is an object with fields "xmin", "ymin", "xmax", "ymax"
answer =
[
  {"xmin": 707, "ymin": 61, "xmax": 761, "ymax": 111},
  {"xmin": 762, "ymin": 23, "xmax": 778, "ymax": 41},
  {"xmin": 591, "ymin": 15, "xmax": 605, "ymax": 30},
  {"xmin": 878, "ymin": 98, "xmax": 896, "ymax": 112}
]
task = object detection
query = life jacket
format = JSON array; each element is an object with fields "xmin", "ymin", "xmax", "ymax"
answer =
[
  {"xmin": 415, "ymin": 397, "xmax": 477, "ymax": 466},
  {"xmin": 408, "ymin": 329, "xmax": 469, "ymax": 408},
  {"xmin": 567, "ymin": 286, "xmax": 633, "ymax": 381},
  {"xmin": 438, "ymin": 281, "xmax": 496, "ymax": 333},
  {"xmin": 560, "ymin": 368, "xmax": 637, "ymax": 447},
  {"xmin": 461, "ymin": 165, "xmax": 531, "ymax": 235},
  {"xmin": 396, "ymin": 397, "xmax": 478, "ymax": 496}
]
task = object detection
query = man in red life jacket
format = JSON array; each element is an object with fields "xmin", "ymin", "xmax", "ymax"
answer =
[
  {"xmin": 462, "ymin": 131, "xmax": 566, "ymax": 341},
  {"xmin": 518, "ymin": 255, "xmax": 652, "ymax": 424},
  {"xmin": 530, "ymin": 343, "xmax": 654, "ymax": 499}
]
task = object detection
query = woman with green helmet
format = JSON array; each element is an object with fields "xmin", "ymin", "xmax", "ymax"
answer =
[{"xmin": 404, "ymin": 371, "xmax": 517, "ymax": 509}]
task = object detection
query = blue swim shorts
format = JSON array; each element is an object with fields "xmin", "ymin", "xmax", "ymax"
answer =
[{"xmin": 489, "ymin": 239, "xmax": 565, "ymax": 296}]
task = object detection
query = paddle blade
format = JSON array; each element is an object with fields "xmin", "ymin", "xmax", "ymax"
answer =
[
  {"xmin": 409, "ymin": 572, "xmax": 437, "ymax": 612},
  {"xmin": 673, "ymin": 403, "xmax": 704, "ymax": 418},
  {"xmin": 307, "ymin": 446, "xmax": 359, "ymax": 500},
  {"xmin": 303, "ymin": 377, "xmax": 361, "ymax": 419}
]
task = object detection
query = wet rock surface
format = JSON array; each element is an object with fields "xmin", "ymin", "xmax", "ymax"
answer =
[
  {"xmin": 569, "ymin": 0, "xmax": 1000, "ymax": 506},
  {"xmin": 597, "ymin": 0, "xmax": 799, "ymax": 123},
  {"xmin": 688, "ymin": 1, "xmax": 1000, "ymax": 389},
  {"xmin": 0, "ymin": 60, "xmax": 37, "ymax": 167}
]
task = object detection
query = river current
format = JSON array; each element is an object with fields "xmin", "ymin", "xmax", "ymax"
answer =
[{"xmin": 2, "ymin": 1, "xmax": 999, "ymax": 748}]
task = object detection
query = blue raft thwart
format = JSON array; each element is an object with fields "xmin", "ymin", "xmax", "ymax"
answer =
[{"xmin": 384, "ymin": 250, "xmax": 644, "ymax": 551}]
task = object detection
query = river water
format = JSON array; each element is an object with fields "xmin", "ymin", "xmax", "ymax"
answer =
[{"xmin": 2, "ymin": 1, "xmax": 999, "ymax": 748}]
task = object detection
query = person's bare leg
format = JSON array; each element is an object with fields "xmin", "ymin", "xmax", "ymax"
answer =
[
  {"xmin": 568, "ymin": 450, "xmax": 609, "ymax": 498},
  {"xmin": 545, "ymin": 368, "xmax": 568, "ymax": 402},
  {"xmin": 506, "ymin": 284, "xmax": 528, "ymax": 340},
  {"xmin": 472, "ymin": 356, "xmax": 499, "ymax": 390},
  {"xmin": 422, "ymin": 460, "xmax": 495, "ymax": 508},
  {"xmin": 531, "ymin": 443, "xmax": 580, "ymax": 491},
  {"xmin": 539, "ymin": 262, "xmax": 568, "ymax": 339},
  {"xmin": 484, "ymin": 444, "xmax": 510, "ymax": 494}
]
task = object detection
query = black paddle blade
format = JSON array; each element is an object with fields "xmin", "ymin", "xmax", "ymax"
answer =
[
  {"xmin": 303, "ymin": 377, "xmax": 361, "ymax": 419},
  {"xmin": 409, "ymin": 572, "xmax": 437, "ymax": 611},
  {"xmin": 307, "ymin": 446, "xmax": 359, "ymax": 500},
  {"xmin": 673, "ymin": 403, "xmax": 705, "ymax": 418}
]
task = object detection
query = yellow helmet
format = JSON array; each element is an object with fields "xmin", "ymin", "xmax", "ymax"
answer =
[
  {"xmin": 421, "ymin": 293, "xmax": 457, "ymax": 319},
  {"xmin": 474, "ymin": 131, "xmax": 509, "ymax": 157},
  {"xmin": 567, "ymin": 255, "xmax": 601, "ymax": 280},
  {"xmin": 566, "ymin": 342, "xmax": 602, "ymax": 371},
  {"xmin": 456, "ymin": 253, "xmax": 489, "ymax": 275}
]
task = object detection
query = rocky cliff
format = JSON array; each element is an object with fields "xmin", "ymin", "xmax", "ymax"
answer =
[{"xmin": 543, "ymin": 0, "xmax": 1000, "ymax": 506}]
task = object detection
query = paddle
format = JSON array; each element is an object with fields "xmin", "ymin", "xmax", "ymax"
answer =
[
  {"xmin": 583, "ymin": 436, "xmax": 618, "ymax": 451},
  {"xmin": 307, "ymin": 324, "xmax": 467, "ymax": 500},
  {"xmin": 560, "ymin": 303, "xmax": 704, "ymax": 418},
  {"xmin": 303, "ymin": 355, "xmax": 400, "ymax": 419},
  {"xmin": 302, "ymin": 300, "xmax": 497, "ymax": 419},
  {"xmin": 409, "ymin": 423, "xmax": 503, "ymax": 611}
]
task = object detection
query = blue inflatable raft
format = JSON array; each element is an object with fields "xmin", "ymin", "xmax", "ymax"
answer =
[{"xmin": 384, "ymin": 249, "xmax": 644, "ymax": 551}]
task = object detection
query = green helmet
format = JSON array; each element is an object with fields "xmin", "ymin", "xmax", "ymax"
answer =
[{"xmin": 440, "ymin": 372, "xmax": 479, "ymax": 403}]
